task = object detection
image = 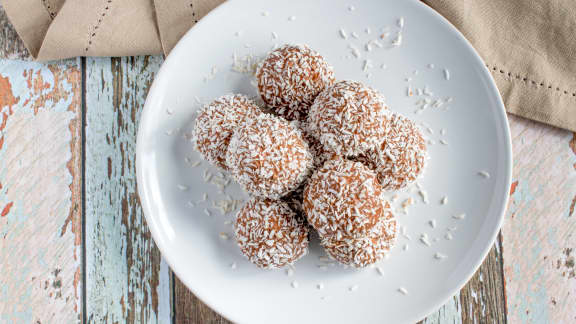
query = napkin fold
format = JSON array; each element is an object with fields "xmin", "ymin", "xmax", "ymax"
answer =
[{"xmin": 2, "ymin": 0, "xmax": 574, "ymax": 131}]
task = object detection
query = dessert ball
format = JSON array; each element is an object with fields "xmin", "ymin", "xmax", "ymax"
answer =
[
  {"xmin": 234, "ymin": 198, "xmax": 309, "ymax": 269},
  {"xmin": 193, "ymin": 94, "xmax": 262, "ymax": 169},
  {"xmin": 360, "ymin": 113, "xmax": 427, "ymax": 190},
  {"xmin": 303, "ymin": 158, "xmax": 386, "ymax": 239},
  {"xmin": 300, "ymin": 121, "xmax": 336, "ymax": 169},
  {"xmin": 256, "ymin": 44, "xmax": 335, "ymax": 121},
  {"xmin": 307, "ymin": 80, "xmax": 389, "ymax": 156},
  {"xmin": 226, "ymin": 113, "xmax": 313, "ymax": 198},
  {"xmin": 321, "ymin": 201, "xmax": 397, "ymax": 268}
]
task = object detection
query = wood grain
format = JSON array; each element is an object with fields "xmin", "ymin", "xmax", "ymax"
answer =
[
  {"xmin": 0, "ymin": 58, "xmax": 82, "ymax": 322},
  {"xmin": 175, "ymin": 277, "xmax": 228, "ymax": 324},
  {"xmin": 84, "ymin": 56, "xmax": 171, "ymax": 323},
  {"xmin": 0, "ymin": 4, "xmax": 30, "ymax": 60},
  {"xmin": 502, "ymin": 115, "xmax": 576, "ymax": 323}
]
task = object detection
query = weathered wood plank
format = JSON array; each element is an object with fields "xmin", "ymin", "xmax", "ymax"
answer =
[
  {"xmin": 0, "ymin": 4, "xmax": 31, "ymax": 60},
  {"xmin": 502, "ymin": 115, "xmax": 576, "ymax": 323},
  {"xmin": 84, "ymin": 56, "xmax": 171, "ymax": 323},
  {"xmin": 0, "ymin": 58, "xmax": 82, "ymax": 322},
  {"xmin": 175, "ymin": 276, "xmax": 228, "ymax": 324}
]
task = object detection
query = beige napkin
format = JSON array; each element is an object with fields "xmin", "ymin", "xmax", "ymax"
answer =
[
  {"xmin": 2, "ymin": 0, "xmax": 574, "ymax": 132},
  {"xmin": 0, "ymin": 0, "xmax": 223, "ymax": 60},
  {"xmin": 424, "ymin": 0, "xmax": 576, "ymax": 132}
]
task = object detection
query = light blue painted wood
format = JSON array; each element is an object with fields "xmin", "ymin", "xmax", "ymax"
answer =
[{"xmin": 85, "ymin": 56, "xmax": 171, "ymax": 323}]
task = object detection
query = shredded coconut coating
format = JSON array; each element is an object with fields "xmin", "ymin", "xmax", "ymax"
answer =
[
  {"xmin": 321, "ymin": 202, "xmax": 397, "ymax": 268},
  {"xmin": 234, "ymin": 198, "xmax": 309, "ymax": 269},
  {"xmin": 303, "ymin": 158, "xmax": 386, "ymax": 239},
  {"xmin": 193, "ymin": 94, "xmax": 262, "ymax": 169},
  {"xmin": 299, "ymin": 121, "xmax": 336, "ymax": 169},
  {"xmin": 226, "ymin": 113, "xmax": 313, "ymax": 198},
  {"xmin": 359, "ymin": 113, "xmax": 427, "ymax": 190},
  {"xmin": 307, "ymin": 80, "xmax": 389, "ymax": 156},
  {"xmin": 256, "ymin": 44, "xmax": 335, "ymax": 121}
]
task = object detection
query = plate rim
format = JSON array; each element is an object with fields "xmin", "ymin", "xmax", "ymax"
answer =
[{"xmin": 136, "ymin": 0, "xmax": 513, "ymax": 322}]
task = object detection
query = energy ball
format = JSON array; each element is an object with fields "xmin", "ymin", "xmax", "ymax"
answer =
[
  {"xmin": 193, "ymin": 94, "xmax": 262, "ymax": 169},
  {"xmin": 307, "ymin": 80, "xmax": 389, "ymax": 156},
  {"xmin": 226, "ymin": 113, "xmax": 313, "ymax": 198},
  {"xmin": 256, "ymin": 44, "xmax": 335, "ymax": 121},
  {"xmin": 321, "ymin": 201, "xmax": 397, "ymax": 268},
  {"xmin": 303, "ymin": 158, "xmax": 386, "ymax": 239},
  {"xmin": 300, "ymin": 121, "xmax": 336, "ymax": 169},
  {"xmin": 234, "ymin": 198, "xmax": 309, "ymax": 269},
  {"xmin": 360, "ymin": 113, "xmax": 427, "ymax": 190}
]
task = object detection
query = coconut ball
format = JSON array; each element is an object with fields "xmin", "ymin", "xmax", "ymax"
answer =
[
  {"xmin": 303, "ymin": 158, "xmax": 386, "ymax": 239},
  {"xmin": 321, "ymin": 201, "xmax": 397, "ymax": 268},
  {"xmin": 307, "ymin": 80, "xmax": 389, "ymax": 156},
  {"xmin": 234, "ymin": 198, "xmax": 309, "ymax": 269},
  {"xmin": 256, "ymin": 44, "xmax": 335, "ymax": 121},
  {"xmin": 226, "ymin": 113, "xmax": 313, "ymax": 198},
  {"xmin": 360, "ymin": 113, "xmax": 427, "ymax": 190},
  {"xmin": 193, "ymin": 94, "xmax": 262, "ymax": 169}
]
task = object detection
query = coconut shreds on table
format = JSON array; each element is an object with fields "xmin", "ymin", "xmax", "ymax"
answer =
[
  {"xmin": 227, "ymin": 113, "xmax": 313, "ymax": 198},
  {"xmin": 193, "ymin": 94, "xmax": 263, "ymax": 170},
  {"xmin": 358, "ymin": 113, "xmax": 427, "ymax": 191},
  {"xmin": 256, "ymin": 44, "xmax": 335, "ymax": 121},
  {"xmin": 308, "ymin": 80, "xmax": 389, "ymax": 156},
  {"xmin": 235, "ymin": 198, "xmax": 309, "ymax": 269}
]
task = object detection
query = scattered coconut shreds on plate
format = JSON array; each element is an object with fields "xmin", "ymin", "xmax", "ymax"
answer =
[
  {"xmin": 351, "ymin": 31, "xmax": 360, "ymax": 39},
  {"xmin": 429, "ymin": 219, "xmax": 437, "ymax": 228},
  {"xmin": 365, "ymin": 27, "xmax": 371, "ymax": 34},
  {"xmin": 291, "ymin": 281, "xmax": 299, "ymax": 288},
  {"xmin": 420, "ymin": 233, "xmax": 432, "ymax": 246},
  {"xmin": 376, "ymin": 267, "xmax": 384, "ymax": 276},
  {"xmin": 286, "ymin": 268, "xmax": 294, "ymax": 277},
  {"xmin": 261, "ymin": 11, "xmax": 269, "ymax": 16},
  {"xmin": 453, "ymin": 213, "xmax": 466, "ymax": 220},
  {"xmin": 397, "ymin": 17, "xmax": 405, "ymax": 28},
  {"xmin": 224, "ymin": 220, "xmax": 233, "ymax": 225},
  {"xmin": 349, "ymin": 284, "xmax": 359, "ymax": 292},
  {"xmin": 177, "ymin": 184, "xmax": 188, "ymax": 191},
  {"xmin": 478, "ymin": 170, "xmax": 491, "ymax": 179},
  {"xmin": 418, "ymin": 190, "xmax": 429, "ymax": 204},
  {"xmin": 392, "ymin": 32, "xmax": 402, "ymax": 46},
  {"xmin": 339, "ymin": 28, "xmax": 348, "ymax": 39},
  {"xmin": 440, "ymin": 139, "xmax": 448, "ymax": 145},
  {"xmin": 204, "ymin": 208, "xmax": 212, "ymax": 217},
  {"xmin": 348, "ymin": 4, "xmax": 355, "ymax": 11},
  {"xmin": 445, "ymin": 232, "xmax": 454, "ymax": 240},
  {"xmin": 317, "ymin": 283, "xmax": 325, "ymax": 290},
  {"xmin": 234, "ymin": 31, "xmax": 243, "ymax": 37},
  {"xmin": 428, "ymin": 63, "xmax": 435, "ymax": 69},
  {"xmin": 219, "ymin": 232, "xmax": 230, "ymax": 240},
  {"xmin": 230, "ymin": 262, "xmax": 237, "ymax": 270},
  {"xmin": 434, "ymin": 252, "xmax": 448, "ymax": 260},
  {"xmin": 398, "ymin": 287, "xmax": 408, "ymax": 295},
  {"xmin": 403, "ymin": 244, "xmax": 409, "ymax": 251},
  {"xmin": 441, "ymin": 196, "xmax": 448, "ymax": 205},
  {"xmin": 288, "ymin": 16, "xmax": 296, "ymax": 21},
  {"xmin": 440, "ymin": 128, "xmax": 447, "ymax": 135},
  {"xmin": 448, "ymin": 226, "xmax": 458, "ymax": 231},
  {"xmin": 231, "ymin": 53, "xmax": 260, "ymax": 74},
  {"xmin": 444, "ymin": 68, "xmax": 451, "ymax": 80}
]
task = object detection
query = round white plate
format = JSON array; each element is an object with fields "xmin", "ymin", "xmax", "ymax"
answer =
[{"xmin": 136, "ymin": 0, "xmax": 512, "ymax": 323}]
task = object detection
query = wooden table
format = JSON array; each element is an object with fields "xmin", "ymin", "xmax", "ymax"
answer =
[{"xmin": 1, "ymin": 6, "xmax": 575, "ymax": 323}]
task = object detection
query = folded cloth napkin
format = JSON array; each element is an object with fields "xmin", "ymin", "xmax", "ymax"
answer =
[
  {"xmin": 2, "ymin": 0, "xmax": 574, "ymax": 131},
  {"xmin": 0, "ymin": 0, "xmax": 223, "ymax": 60}
]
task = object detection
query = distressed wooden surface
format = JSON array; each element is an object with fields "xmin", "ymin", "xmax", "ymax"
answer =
[
  {"xmin": 502, "ymin": 115, "xmax": 576, "ymax": 324},
  {"xmin": 0, "ymin": 58, "xmax": 82, "ymax": 322},
  {"xmin": 0, "ymin": 5, "xmax": 30, "ymax": 60},
  {"xmin": 84, "ymin": 56, "xmax": 171, "ymax": 323}
]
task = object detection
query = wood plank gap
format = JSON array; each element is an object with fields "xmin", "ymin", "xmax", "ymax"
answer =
[
  {"xmin": 80, "ymin": 56, "xmax": 88, "ymax": 324},
  {"xmin": 497, "ymin": 232, "xmax": 508, "ymax": 323}
]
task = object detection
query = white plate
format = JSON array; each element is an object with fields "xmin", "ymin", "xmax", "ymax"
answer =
[{"xmin": 136, "ymin": 0, "xmax": 512, "ymax": 323}]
